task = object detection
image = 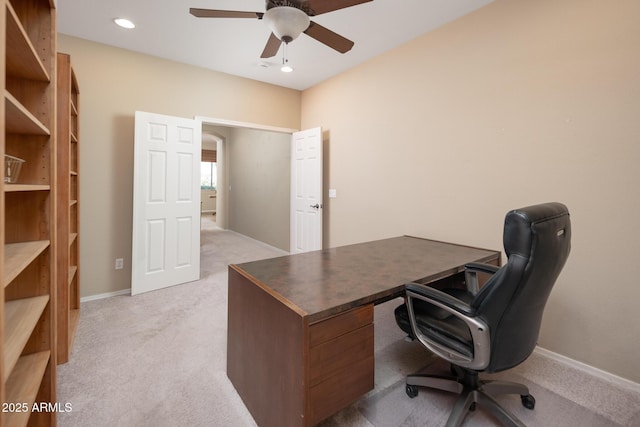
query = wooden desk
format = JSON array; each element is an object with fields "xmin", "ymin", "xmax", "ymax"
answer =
[{"xmin": 227, "ymin": 236, "xmax": 500, "ymax": 427}]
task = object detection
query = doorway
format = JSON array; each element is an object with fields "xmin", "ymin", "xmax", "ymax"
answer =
[
  {"xmin": 200, "ymin": 132, "xmax": 221, "ymax": 228},
  {"xmin": 198, "ymin": 117, "xmax": 297, "ymax": 252}
]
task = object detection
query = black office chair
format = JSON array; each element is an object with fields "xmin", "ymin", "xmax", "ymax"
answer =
[{"xmin": 394, "ymin": 203, "xmax": 571, "ymax": 427}]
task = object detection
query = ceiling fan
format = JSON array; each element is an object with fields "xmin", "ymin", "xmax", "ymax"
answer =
[{"xmin": 190, "ymin": 0, "xmax": 373, "ymax": 58}]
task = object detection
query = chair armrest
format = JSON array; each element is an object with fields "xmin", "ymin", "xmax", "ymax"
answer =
[
  {"xmin": 405, "ymin": 283, "xmax": 475, "ymax": 316},
  {"xmin": 465, "ymin": 262, "xmax": 500, "ymax": 274},
  {"xmin": 405, "ymin": 282, "xmax": 490, "ymax": 370},
  {"xmin": 464, "ymin": 262, "xmax": 500, "ymax": 295}
]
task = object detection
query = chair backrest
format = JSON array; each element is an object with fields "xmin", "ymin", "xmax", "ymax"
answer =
[{"xmin": 471, "ymin": 202, "xmax": 571, "ymax": 372}]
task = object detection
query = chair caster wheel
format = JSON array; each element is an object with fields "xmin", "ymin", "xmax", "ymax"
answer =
[
  {"xmin": 521, "ymin": 394, "xmax": 536, "ymax": 410},
  {"xmin": 406, "ymin": 384, "xmax": 419, "ymax": 398}
]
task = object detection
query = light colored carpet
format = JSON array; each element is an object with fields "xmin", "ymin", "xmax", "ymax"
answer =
[{"xmin": 58, "ymin": 217, "xmax": 640, "ymax": 426}]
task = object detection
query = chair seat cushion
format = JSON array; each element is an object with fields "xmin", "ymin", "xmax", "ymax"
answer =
[{"xmin": 394, "ymin": 288, "xmax": 474, "ymax": 359}]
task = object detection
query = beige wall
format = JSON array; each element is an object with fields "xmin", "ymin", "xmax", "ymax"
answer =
[
  {"xmin": 301, "ymin": 0, "xmax": 640, "ymax": 382},
  {"xmin": 227, "ymin": 128, "xmax": 291, "ymax": 250},
  {"xmin": 57, "ymin": 35, "xmax": 301, "ymax": 298}
]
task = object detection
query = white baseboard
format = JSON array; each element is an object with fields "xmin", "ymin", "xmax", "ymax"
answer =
[
  {"xmin": 534, "ymin": 346, "xmax": 640, "ymax": 393},
  {"xmin": 226, "ymin": 229, "xmax": 289, "ymax": 255},
  {"xmin": 80, "ymin": 288, "xmax": 130, "ymax": 303}
]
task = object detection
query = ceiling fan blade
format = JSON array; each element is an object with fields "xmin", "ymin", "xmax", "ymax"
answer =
[
  {"xmin": 189, "ymin": 8, "xmax": 263, "ymax": 19},
  {"xmin": 260, "ymin": 33, "xmax": 282, "ymax": 58},
  {"xmin": 304, "ymin": 21, "xmax": 354, "ymax": 54},
  {"xmin": 306, "ymin": 0, "xmax": 372, "ymax": 16}
]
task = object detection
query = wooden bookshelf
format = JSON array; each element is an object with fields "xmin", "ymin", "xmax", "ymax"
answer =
[
  {"xmin": 3, "ymin": 241, "xmax": 50, "ymax": 286},
  {"xmin": 56, "ymin": 52, "xmax": 80, "ymax": 365},
  {"xmin": 4, "ymin": 184, "xmax": 50, "ymax": 192},
  {"xmin": 4, "ymin": 351, "xmax": 50, "ymax": 427},
  {"xmin": 2, "ymin": 0, "xmax": 58, "ymax": 425},
  {"xmin": 5, "ymin": 90, "xmax": 50, "ymax": 135},
  {"xmin": 5, "ymin": 0, "xmax": 48, "ymax": 81},
  {"xmin": 3, "ymin": 296, "xmax": 49, "ymax": 381}
]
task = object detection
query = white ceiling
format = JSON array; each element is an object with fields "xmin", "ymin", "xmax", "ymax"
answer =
[{"xmin": 57, "ymin": 0, "xmax": 493, "ymax": 91}]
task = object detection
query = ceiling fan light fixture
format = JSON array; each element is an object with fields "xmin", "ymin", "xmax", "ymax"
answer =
[
  {"xmin": 280, "ymin": 39, "xmax": 294, "ymax": 73},
  {"xmin": 281, "ymin": 62, "xmax": 294, "ymax": 73},
  {"xmin": 263, "ymin": 6, "xmax": 310, "ymax": 43}
]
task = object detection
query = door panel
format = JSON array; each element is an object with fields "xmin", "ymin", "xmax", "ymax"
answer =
[
  {"xmin": 290, "ymin": 127, "xmax": 323, "ymax": 253},
  {"xmin": 147, "ymin": 151, "xmax": 167, "ymax": 202},
  {"xmin": 177, "ymin": 153, "xmax": 194, "ymax": 201},
  {"xmin": 176, "ymin": 217, "xmax": 193, "ymax": 267},
  {"xmin": 132, "ymin": 111, "xmax": 201, "ymax": 295},
  {"xmin": 146, "ymin": 219, "xmax": 166, "ymax": 273}
]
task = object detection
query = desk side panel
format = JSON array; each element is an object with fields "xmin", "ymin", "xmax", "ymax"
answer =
[{"xmin": 227, "ymin": 266, "xmax": 305, "ymax": 427}]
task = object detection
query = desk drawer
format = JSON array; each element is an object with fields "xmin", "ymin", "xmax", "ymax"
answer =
[
  {"xmin": 309, "ymin": 349, "xmax": 373, "ymax": 424},
  {"xmin": 307, "ymin": 305, "xmax": 374, "ymax": 425},
  {"xmin": 309, "ymin": 305, "xmax": 373, "ymax": 347},
  {"xmin": 309, "ymin": 324, "xmax": 374, "ymax": 386}
]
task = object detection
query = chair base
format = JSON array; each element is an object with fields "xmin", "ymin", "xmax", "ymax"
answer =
[{"xmin": 405, "ymin": 366, "xmax": 534, "ymax": 427}]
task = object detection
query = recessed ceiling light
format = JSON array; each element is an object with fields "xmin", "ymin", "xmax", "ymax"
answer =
[{"xmin": 114, "ymin": 18, "xmax": 135, "ymax": 29}]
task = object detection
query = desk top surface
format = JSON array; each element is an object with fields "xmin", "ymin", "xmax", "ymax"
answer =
[{"xmin": 232, "ymin": 236, "xmax": 500, "ymax": 323}]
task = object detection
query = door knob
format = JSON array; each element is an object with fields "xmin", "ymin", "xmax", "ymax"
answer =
[{"xmin": 310, "ymin": 203, "xmax": 320, "ymax": 209}]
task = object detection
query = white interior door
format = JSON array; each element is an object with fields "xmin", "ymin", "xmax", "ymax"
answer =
[
  {"xmin": 290, "ymin": 127, "xmax": 323, "ymax": 253},
  {"xmin": 131, "ymin": 111, "xmax": 201, "ymax": 295}
]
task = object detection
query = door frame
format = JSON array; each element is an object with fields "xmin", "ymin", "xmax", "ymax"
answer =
[{"xmin": 196, "ymin": 116, "xmax": 298, "ymax": 233}]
